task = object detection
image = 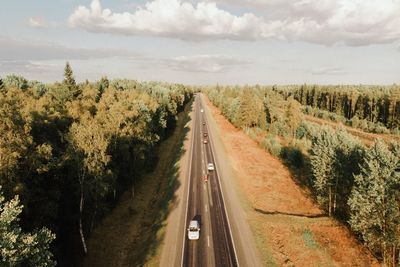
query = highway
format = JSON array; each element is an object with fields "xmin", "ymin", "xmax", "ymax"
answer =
[{"xmin": 181, "ymin": 94, "xmax": 238, "ymax": 267}]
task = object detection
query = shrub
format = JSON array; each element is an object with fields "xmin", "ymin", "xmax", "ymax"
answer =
[{"xmin": 261, "ymin": 135, "xmax": 282, "ymax": 157}]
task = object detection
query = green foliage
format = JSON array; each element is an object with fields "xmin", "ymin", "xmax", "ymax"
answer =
[
  {"xmin": 348, "ymin": 140, "xmax": 400, "ymax": 265},
  {"xmin": 0, "ymin": 187, "xmax": 55, "ymax": 267},
  {"xmin": 260, "ymin": 135, "xmax": 282, "ymax": 157},
  {"xmin": 0, "ymin": 73, "xmax": 193, "ymax": 265},
  {"xmin": 3, "ymin": 74, "xmax": 28, "ymax": 90},
  {"xmin": 284, "ymin": 96, "xmax": 303, "ymax": 139},
  {"xmin": 62, "ymin": 62, "xmax": 80, "ymax": 98},
  {"xmin": 279, "ymin": 84, "xmax": 400, "ymax": 130}
]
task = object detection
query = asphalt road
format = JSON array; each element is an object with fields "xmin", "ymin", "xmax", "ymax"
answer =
[{"xmin": 181, "ymin": 94, "xmax": 238, "ymax": 267}]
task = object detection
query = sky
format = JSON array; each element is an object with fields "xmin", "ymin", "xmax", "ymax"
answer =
[{"xmin": 0, "ymin": 0, "xmax": 399, "ymax": 85}]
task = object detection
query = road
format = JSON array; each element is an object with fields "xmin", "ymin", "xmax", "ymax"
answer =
[
  {"xmin": 181, "ymin": 94, "xmax": 238, "ymax": 267},
  {"xmin": 160, "ymin": 93, "xmax": 262, "ymax": 267}
]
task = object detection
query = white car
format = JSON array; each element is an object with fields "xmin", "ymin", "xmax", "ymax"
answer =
[
  {"xmin": 207, "ymin": 163, "xmax": 214, "ymax": 171},
  {"xmin": 188, "ymin": 220, "xmax": 200, "ymax": 240},
  {"xmin": 200, "ymin": 109, "xmax": 204, "ymax": 113}
]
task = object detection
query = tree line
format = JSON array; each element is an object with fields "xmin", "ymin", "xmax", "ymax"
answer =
[
  {"xmin": 205, "ymin": 85, "xmax": 400, "ymax": 266},
  {"xmin": 276, "ymin": 84, "xmax": 400, "ymax": 130},
  {"xmin": 0, "ymin": 63, "xmax": 193, "ymax": 266}
]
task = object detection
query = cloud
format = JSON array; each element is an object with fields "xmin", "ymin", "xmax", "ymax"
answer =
[
  {"xmin": 311, "ymin": 67, "xmax": 346, "ymax": 75},
  {"xmin": 68, "ymin": 0, "xmax": 281, "ymax": 41},
  {"xmin": 68, "ymin": 0, "xmax": 400, "ymax": 46},
  {"xmin": 164, "ymin": 54, "xmax": 250, "ymax": 73},
  {"xmin": 0, "ymin": 60, "xmax": 60, "ymax": 74},
  {"xmin": 28, "ymin": 16, "xmax": 46, "ymax": 28},
  {"xmin": 0, "ymin": 38, "xmax": 143, "ymax": 61}
]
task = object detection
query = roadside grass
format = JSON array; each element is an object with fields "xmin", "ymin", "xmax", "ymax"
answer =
[
  {"xmin": 83, "ymin": 100, "xmax": 193, "ymax": 267},
  {"xmin": 302, "ymin": 228, "xmax": 318, "ymax": 249}
]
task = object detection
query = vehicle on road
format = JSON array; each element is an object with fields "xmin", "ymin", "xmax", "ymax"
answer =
[
  {"xmin": 203, "ymin": 138, "xmax": 208, "ymax": 144},
  {"xmin": 202, "ymin": 122, "xmax": 205, "ymax": 125},
  {"xmin": 207, "ymin": 163, "xmax": 215, "ymax": 171},
  {"xmin": 200, "ymin": 109, "xmax": 204, "ymax": 113},
  {"xmin": 188, "ymin": 220, "xmax": 200, "ymax": 240},
  {"xmin": 203, "ymin": 132, "xmax": 208, "ymax": 137}
]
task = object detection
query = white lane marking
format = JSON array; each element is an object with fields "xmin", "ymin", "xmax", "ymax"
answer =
[
  {"xmin": 208, "ymin": 235, "xmax": 210, "ymax": 247},
  {"xmin": 205, "ymin": 204, "xmax": 208, "ymax": 213},
  {"xmin": 203, "ymin": 184, "xmax": 206, "ymax": 190}
]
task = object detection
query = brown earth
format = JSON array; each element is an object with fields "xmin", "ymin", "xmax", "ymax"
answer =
[{"xmin": 204, "ymin": 96, "xmax": 380, "ymax": 267}]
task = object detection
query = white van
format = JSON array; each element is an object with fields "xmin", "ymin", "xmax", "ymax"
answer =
[{"xmin": 188, "ymin": 220, "xmax": 200, "ymax": 240}]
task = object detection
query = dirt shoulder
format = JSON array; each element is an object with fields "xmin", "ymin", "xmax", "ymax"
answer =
[
  {"xmin": 83, "ymin": 101, "xmax": 192, "ymax": 267},
  {"xmin": 203, "ymin": 96, "xmax": 379, "ymax": 267}
]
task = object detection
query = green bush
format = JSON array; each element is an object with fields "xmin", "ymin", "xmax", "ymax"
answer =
[{"xmin": 261, "ymin": 135, "xmax": 282, "ymax": 157}]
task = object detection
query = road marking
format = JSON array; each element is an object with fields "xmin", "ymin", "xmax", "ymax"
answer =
[
  {"xmin": 207, "ymin": 235, "xmax": 210, "ymax": 247},
  {"xmin": 203, "ymin": 184, "xmax": 206, "ymax": 190},
  {"xmin": 205, "ymin": 204, "xmax": 208, "ymax": 213}
]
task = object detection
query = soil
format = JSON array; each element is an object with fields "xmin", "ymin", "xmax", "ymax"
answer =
[{"xmin": 203, "ymin": 96, "xmax": 380, "ymax": 267}]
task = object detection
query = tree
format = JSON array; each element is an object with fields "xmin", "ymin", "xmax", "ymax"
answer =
[
  {"xmin": 0, "ymin": 187, "xmax": 56, "ymax": 267},
  {"xmin": 96, "ymin": 76, "xmax": 109, "ymax": 102},
  {"xmin": 236, "ymin": 88, "xmax": 259, "ymax": 128},
  {"xmin": 348, "ymin": 140, "xmax": 400, "ymax": 266},
  {"xmin": 285, "ymin": 96, "xmax": 303, "ymax": 139},
  {"xmin": 3, "ymin": 75, "xmax": 28, "ymax": 90},
  {"xmin": 68, "ymin": 118, "xmax": 111, "ymax": 255},
  {"xmin": 310, "ymin": 126, "xmax": 338, "ymax": 216},
  {"xmin": 63, "ymin": 62, "xmax": 80, "ymax": 98}
]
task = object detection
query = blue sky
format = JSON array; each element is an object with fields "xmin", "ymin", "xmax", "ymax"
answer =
[{"xmin": 0, "ymin": 0, "xmax": 399, "ymax": 85}]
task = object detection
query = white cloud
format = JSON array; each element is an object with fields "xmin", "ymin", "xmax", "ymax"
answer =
[
  {"xmin": 28, "ymin": 16, "xmax": 46, "ymax": 28},
  {"xmin": 164, "ymin": 54, "xmax": 250, "ymax": 72},
  {"xmin": 68, "ymin": 0, "xmax": 400, "ymax": 46},
  {"xmin": 68, "ymin": 0, "xmax": 281, "ymax": 41}
]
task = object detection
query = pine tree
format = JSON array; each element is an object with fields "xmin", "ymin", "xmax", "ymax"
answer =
[
  {"xmin": 0, "ymin": 187, "xmax": 56, "ymax": 267},
  {"xmin": 63, "ymin": 62, "xmax": 80, "ymax": 98},
  {"xmin": 348, "ymin": 139, "xmax": 400, "ymax": 266}
]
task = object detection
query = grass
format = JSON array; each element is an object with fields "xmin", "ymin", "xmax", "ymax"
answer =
[{"xmin": 302, "ymin": 228, "xmax": 318, "ymax": 249}]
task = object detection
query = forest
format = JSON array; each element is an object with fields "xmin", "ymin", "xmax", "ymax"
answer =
[
  {"xmin": 0, "ymin": 63, "xmax": 193, "ymax": 266},
  {"xmin": 277, "ymin": 84, "xmax": 400, "ymax": 134},
  {"xmin": 206, "ymin": 85, "xmax": 400, "ymax": 267}
]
